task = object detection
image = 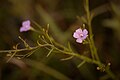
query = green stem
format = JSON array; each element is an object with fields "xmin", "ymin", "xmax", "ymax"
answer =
[
  {"xmin": 85, "ymin": 0, "xmax": 116, "ymax": 79},
  {"xmin": 51, "ymin": 42, "xmax": 102, "ymax": 66},
  {"xmin": 0, "ymin": 38, "xmax": 116, "ymax": 79},
  {"xmin": 87, "ymin": 38, "xmax": 95, "ymax": 60},
  {"xmin": 85, "ymin": 0, "xmax": 100, "ymax": 61},
  {"xmin": 0, "ymin": 47, "xmax": 37, "ymax": 53},
  {"xmin": 105, "ymin": 69, "xmax": 116, "ymax": 80}
]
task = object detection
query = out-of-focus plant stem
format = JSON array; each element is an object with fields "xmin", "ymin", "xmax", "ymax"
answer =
[{"xmin": 25, "ymin": 59, "xmax": 71, "ymax": 80}]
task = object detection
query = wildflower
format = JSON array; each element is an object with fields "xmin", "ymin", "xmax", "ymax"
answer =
[
  {"xmin": 20, "ymin": 20, "xmax": 31, "ymax": 32},
  {"xmin": 73, "ymin": 28, "xmax": 88, "ymax": 43}
]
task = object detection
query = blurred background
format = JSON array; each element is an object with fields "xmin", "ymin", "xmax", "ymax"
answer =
[{"xmin": 0, "ymin": 0, "xmax": 120, "ymax": 80}]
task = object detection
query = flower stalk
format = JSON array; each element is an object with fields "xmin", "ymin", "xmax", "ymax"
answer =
[{"xmin": 84, "ymin": 0, "xmax": 116, "ymax": 79}]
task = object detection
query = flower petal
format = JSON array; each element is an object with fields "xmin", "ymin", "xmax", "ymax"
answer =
[
  {"xmin": 22, "ymin": 20, "xmax": 30, "ymax": 27},
  {"xmin": 73, "ymin": 32, "xmax": 80, "ymax": 38},
  {"xmin": 73, "ymin": 28, "xmax": 88, "ymax": 43},
  {"xmin": 20, "ymin": 20, "xmax": 31, "ymax": 32},
  {"xmin": 20, "ymin": 26, "xmax": 30, "ymax": 32},
  {"xmin": 83, "ymin": 29, "xmax": 88, "ymax": 35},
  {"xmin": 76, "ymin": 28, "xmax": 82, "ymax": 34},
  {"xmin": 76, "ymin": 38, "xmax": 83, "ymax": 43},
  {"xmin": 20, "ymin": 27, "xmax": 25, "ymax": 32},
  {"xmin": 81, "ymin": 35, "xmax": 88, "ymax": 40}
]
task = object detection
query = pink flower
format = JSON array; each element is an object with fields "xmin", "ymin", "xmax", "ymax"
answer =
[
  {"xmin": 73, "ymin": 28, "xmax": 88, "ymax": 43},
  {"xmin": 20, "ymin": 20, "xmax": 31, "ymax": 32}
]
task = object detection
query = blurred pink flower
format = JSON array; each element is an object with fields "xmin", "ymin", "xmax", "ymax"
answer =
[
  {"xmin": 73, "ymin": 28, "xmax": 88, "ymax": 43},
  {"xmin": 20, "ymin": 20, "xmax": 31, "ymax": 32}
]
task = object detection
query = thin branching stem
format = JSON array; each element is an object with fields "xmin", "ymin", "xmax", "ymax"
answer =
[
  {"xmin": 0, "ymin": 47, "xmax": 37, "ymax": 53},
  {"xmin": 85, "ymin": 0, "xmax": 100, "ymax": 61},
  {"xmin": 85, "ymin": 0, "xmax": 116, "ymax": 79}
]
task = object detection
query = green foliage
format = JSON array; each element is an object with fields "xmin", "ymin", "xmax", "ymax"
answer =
[{"xmin": 0, "ymin": 0, "xmax": 120, "ymax": 80}]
